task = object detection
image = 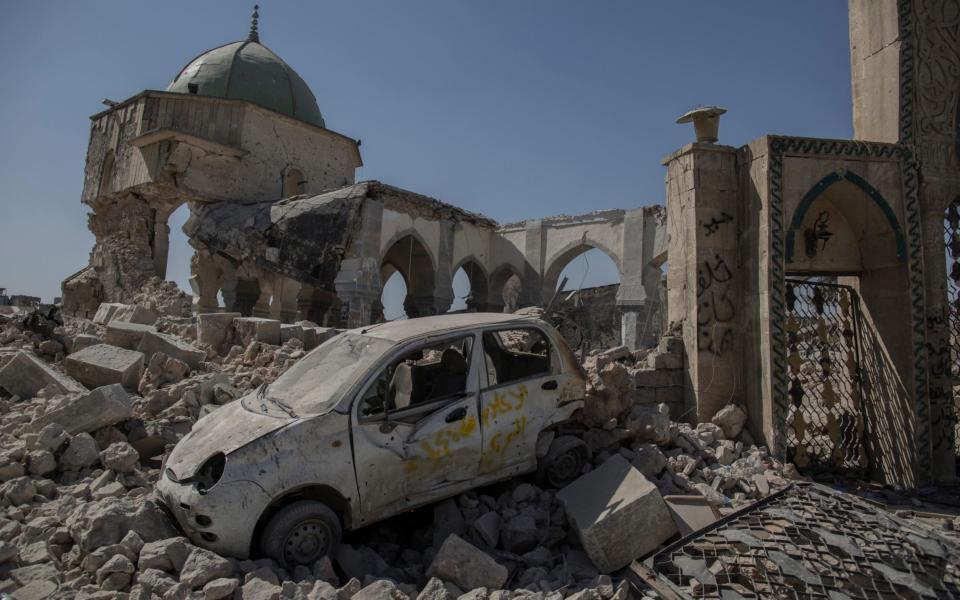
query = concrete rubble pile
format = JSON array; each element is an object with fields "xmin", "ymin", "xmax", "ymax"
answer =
[{"xmin": 0, "ymin": 297, "xmax": 908, "ymax": 600}]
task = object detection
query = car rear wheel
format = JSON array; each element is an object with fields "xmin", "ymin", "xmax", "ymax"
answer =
[
  {"xmin": 537, "ymin": 436, "xmax": 588, "ymax": 488},
  {"xmin": 261, "ymin": 500, "xmax": 342, "ymax": 568}
]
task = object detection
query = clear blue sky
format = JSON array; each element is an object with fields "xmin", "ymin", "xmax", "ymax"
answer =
[{"xmin": 0, "ymin": 1, "xmax": 852, "ymax": 307}]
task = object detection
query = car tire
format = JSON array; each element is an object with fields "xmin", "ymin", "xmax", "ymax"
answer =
[
  {"xmin": 261, "ymin": 500, "xmax": 342, "ymax": 569},
  {"xmin": 537, "ymin": 435, "xmax": 588, "ymax": 488}
]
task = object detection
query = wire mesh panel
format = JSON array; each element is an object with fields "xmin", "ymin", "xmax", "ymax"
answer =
[
  {"xmin": 651, "ymin": 483, "xmax": 960, "ymax": 599},
  {"xmin": 783, "ymin": 280, "xmax": 865, "ymax": 473},
  {"xmin": 944, "ymin": 200, "xmax": 960, "ymax": 455}
]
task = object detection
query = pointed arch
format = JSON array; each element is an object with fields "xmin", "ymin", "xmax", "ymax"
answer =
[{"xmin": 785, "ymin": 170, "xmax": 906, "ymax": 263}]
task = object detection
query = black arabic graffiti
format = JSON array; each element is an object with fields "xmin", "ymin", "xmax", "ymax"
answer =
[
  {"xmin": 697, "ymin": 254, "xmax": 736, "ymax": 356},
  {"xmin": 701, "ymin": 212, "xmax": 733, "ymax": 237}
]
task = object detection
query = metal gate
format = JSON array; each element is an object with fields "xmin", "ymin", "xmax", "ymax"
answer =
[{"xmin": 784, "ymin": 279, "xmax": 867, "ymax": 473}]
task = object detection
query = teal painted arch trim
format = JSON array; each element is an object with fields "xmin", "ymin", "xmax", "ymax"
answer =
[{"xmin": 784, "ymin": 170, "xmax": 907, "ymax": 263}]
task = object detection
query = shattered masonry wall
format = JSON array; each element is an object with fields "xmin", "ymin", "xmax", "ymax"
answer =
[
  {"xmin": 556, "ymin": 284, "xmax": 622, "ymax": 351},
  {"xmin": 81, "ymin": 92, "xmax": 360, "ymax": 206},
  {"xmin": 64, "ymin": 91, "xmax": 363, "ymax": 319}
]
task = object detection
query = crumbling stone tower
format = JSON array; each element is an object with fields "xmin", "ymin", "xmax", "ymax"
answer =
[{"xmin": 61, "ymin": 7, "xmax": 362, "ymax": 318}]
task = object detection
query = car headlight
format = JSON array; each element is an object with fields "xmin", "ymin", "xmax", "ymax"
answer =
[{"xmin": 193, "ymin": 453, "xmax": 226, "ymax": 494}]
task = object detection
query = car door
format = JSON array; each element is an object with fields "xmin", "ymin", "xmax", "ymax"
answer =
[
  {"xmin": 478, "ymin": 326, "xmax": 562, "ymax": 476},
  {"xmin": 350, "ymin": 333, "xmax": 482, "ymax": 523}
]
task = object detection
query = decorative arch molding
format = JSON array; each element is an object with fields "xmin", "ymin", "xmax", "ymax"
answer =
[
  {"xmin": 766, "ymin": 135, "xmax": 929, "ymax": 481},
  {"xmin": 379, "ymin": 228, "xmax": 438, "ymax": 276},
  {"xmin": 543, "ymin": 237, "xmax": 623, "ymax": 284},
  {"xmin": 452, "ymin": 255, "xmax": 490, "ymax": 281},
  {"xmin": 784, "ymin": 170, "xmax": 907, "ymax": 263}
]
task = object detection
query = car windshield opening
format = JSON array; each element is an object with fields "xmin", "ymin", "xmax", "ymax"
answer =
[{"xmin": 265, "ymin": 333, "xmax": 394, "ymax": 416}]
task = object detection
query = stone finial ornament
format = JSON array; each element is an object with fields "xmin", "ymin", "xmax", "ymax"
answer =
[
  {"xmin": 676, "ymin": 106, "xmax": 727, "ymax": 143},
  {"xmin": 248, "ymin": 5, "xmax": 260, "ymax": 43}
]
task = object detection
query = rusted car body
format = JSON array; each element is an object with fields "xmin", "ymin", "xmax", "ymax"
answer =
[{"xmin": 156, "ymin": 313, "xmax": 587, "ymax": 566}]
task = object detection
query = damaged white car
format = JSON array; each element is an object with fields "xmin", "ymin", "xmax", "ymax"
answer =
[{"xmin": 156, "ymin": 313, "xmax": 588, "ymax": 568}]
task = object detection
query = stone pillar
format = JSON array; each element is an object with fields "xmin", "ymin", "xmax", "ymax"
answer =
[
  {"xmin": 664, "ymin": 143, "xmax": 739, "ymax": 422},
  {"xmin": 617, "ymin": 207, "xmax": 666, "ymax": 349},
  {"xmin": 522, "ymin": 220, "xmax": 545, "ymax": 307},
  {"xmin": 190, "ymin": 250, "xmax": 222, "ymax": 315},
  {"xmin": 335, "ymin": 198, "xmax": 384, "ymax": 328},
  {"xmin": 432, "ymin": 222, "xmax": 456, "ymax": 314},
  {"xmin": 252, "ymin": 275, "xmax": 272, "ymax": 319},
  {"xmin": 922, "ymin": 189, "xmax": 959, "ymax": 482},
  {"xmin": 269, "ymin": 277, "xmax": 302, "ymax": 324},
  {"xmin": 152, "ymin": 216, "xmax": 171, "ymax": 280},
  {"xmin": 219, "ymin": 260, "xmax": 238, "ymax": 313}
]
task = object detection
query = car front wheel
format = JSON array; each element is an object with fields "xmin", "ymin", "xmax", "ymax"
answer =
[
  {"xmin": 261, "ymin": 500, "xmax": 342, "ymax": 568},
  {"xmin": 537, "ymin": 436, "xmax": 588, "ymax": 488}
]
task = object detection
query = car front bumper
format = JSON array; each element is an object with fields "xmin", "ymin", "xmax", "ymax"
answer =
[{"xmin": 155, "ymin": 472, "xmax": 271, "ymax": 559}]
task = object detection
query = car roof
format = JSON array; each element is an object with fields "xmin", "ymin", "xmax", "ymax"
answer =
[{"xmin": 350, "ymin": 312, "xmax": 543, "ymax": 342}]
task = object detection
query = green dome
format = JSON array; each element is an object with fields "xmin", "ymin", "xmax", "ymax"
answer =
[{"xmin": 167, "ymin": 40, "xmax": 325, "ymax": 128}]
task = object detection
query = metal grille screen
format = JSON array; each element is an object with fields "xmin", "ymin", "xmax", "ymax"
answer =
[{"xmin": 784, "ymin": 280, "xmax": 866, "ymax": 473}]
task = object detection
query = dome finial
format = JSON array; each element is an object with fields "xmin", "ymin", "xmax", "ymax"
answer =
[{"xmin": 248, "ymin": 5, "xmax": 260, "ymax": 42}]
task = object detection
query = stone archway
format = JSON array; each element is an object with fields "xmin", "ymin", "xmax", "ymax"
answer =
[
  {"xmin": 541, "ymin": 239, "xmax": 622, "ymax": 305},
  {"xmin": 381, "ymin": 233, "xmax": 437, "ymax": 318},
  {"xmin": 781, "ymin": 170, "xmax": 913, "ymax": 483},
  {"xmin": 452, "ymin": 258, "xmax": 489, "ymax": 312}
]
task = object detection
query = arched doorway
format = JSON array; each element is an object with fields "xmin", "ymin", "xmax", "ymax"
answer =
[
  {"xmin": 380, "ymin": 234, "xmax": 436, "ymax": 319},
  {"xmin": 380, "ymin": 267, "xmax": 408, "ymax": 321},
  {"xmin": 545, "ymin": 246, "xmax": 622, "ymax": 349},
  {"xmin": 283, "ymin": 167, "xmax": 307, "ymax": 197},
  {"xmin": 449, "ymin": 259, "xmax": 488, "ymax": 312},
  {"xmin": 781, "ymin": 171, "xmax": 911, "ymax": 480}
]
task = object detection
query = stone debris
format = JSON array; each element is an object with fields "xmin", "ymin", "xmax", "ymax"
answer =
[
  {"xmin": 103, "ymin": 321, "xmax": 158, "ymax": 350},
  {"xmin": 29, "ymin": 383, "xmax": 132, "ymax": 435},
  {"xmin": 1, "ymin": 295, "xmax": 954, "ymax": 600},
  {"xmin": 0, "ymin": 350, "xmax": 87, "ymax": 398},
  {"xmin": 557, "ymin": 455, "xmax": 676, "ymax": 573},
  {"xmin": 64, "ymin": 344, "xmax": 144, "ymax": 391}
]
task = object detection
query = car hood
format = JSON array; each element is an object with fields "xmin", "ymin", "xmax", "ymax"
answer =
[{"xmin": 164, "ymin": 397, "xmax": 295, "ymax": 480}]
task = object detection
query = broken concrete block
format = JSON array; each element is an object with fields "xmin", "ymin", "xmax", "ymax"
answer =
[
  {"xmin": 196, "ymin": 312, "xmax": 241, "ymax": 355},
  {"xmin": 233, "ymin": 317, "xmax": 281, "ymax": 347},
  {"xmin": 65, "ymin": 344, "xmax": 144, "ymax": 391},
  {"xmin": 137, "ymin": 331, "xmax": 205, "ymax": 370},
  {"xmin": 300, "ymin": 327, "xmax": 318, "ymax": 351},
  {"xmin": 662, "ymin": 495, "xmax": 721, "ymax": 537},
  {"xmin": 104, "ymin": 322, "xmax": 158, "ymax": 350},
  {"xmin": 280, "ymin": 324, "xmax": 304, "ymax": 345},
  {"xmin": 711, "ymin": 404, "xmax": 748, "ymax": 439},
  {"xmin": 112, "ymin": 304, "xmax": 159, "ymax": 326},
  {"xmin": 93, "ymin": 303, "xmax": 126, "ymax": 325},
  {"xmin": 557, "ymin": 454, "xmax": 677, "ymax": 572},
  {"xmin": 30, "ymin": 384, "xmax": 133, "ymax": 435},
  {"xmin": 69, "ymin": 334, "xmax": 102, "ymax": 353},
  {"xmin": 0, "ymin": 351, "xmax": 87, "ymax": 398},
  {"xmin": 426, "ymin": 534, "xmax": 508, "ymax": 591}
]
